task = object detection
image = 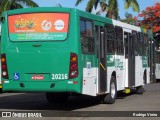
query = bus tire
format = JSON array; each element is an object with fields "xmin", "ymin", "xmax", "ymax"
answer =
[
  {"xmin": 103, "ymin": 77, "xmax": 117, "ymax": 104},
  {"xmin": 135, "ymin": 86, "xmax": 144, "ymax": 94},
  {"xmin": 46, "ymin": 92, "xmax": 69, "ymax": 103},
  {"xmin": 156, "ymin": 79, "xmax": 160, "ymax": 83},
  {"xmin": 136, "ymin": 72, "xmax": 146, "ymax": 94},
  {"xmin": 0, "ymin": 88, "xmax": 2, "ymax": 93}
]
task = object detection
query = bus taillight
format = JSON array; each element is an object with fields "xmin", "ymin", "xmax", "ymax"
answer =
[
  {"xmin": 69, "ymin": 53, "xmax": 78, "ymax": 79},
  {"xmin": 1, "ymin": 54, "xmax": 9, "ymax": 79}
]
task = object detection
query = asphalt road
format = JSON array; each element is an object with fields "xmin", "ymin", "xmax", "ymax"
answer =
[{"xmin": 0, "ymin": 82, "xmax": 160, "ymax": 119}]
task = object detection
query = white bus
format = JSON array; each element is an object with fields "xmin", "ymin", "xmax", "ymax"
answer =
[
  {"xmin": 0, "ymin": 23, "xmax": 2, "ymax": 92},
  {"xmin": 155, "ymin": 33, "xmax": 160, "ymax": 82},
  {"xmin": 1, "ymin": 8, "xmax": 153, "ymax": 103}
]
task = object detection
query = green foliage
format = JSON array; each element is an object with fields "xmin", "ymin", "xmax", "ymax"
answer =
[
  {"xmin": 0, "ymin": 0, "xmax": 38, "ymax": 17},
  {"xmin": 75, "ymin": 0, "xmax": 83, "ymax": 6},
  {"xmin": 75, "ymin": 0, "xmax": 140, "ymax": 20},
  {"xmin": 120, "ymin": 12, "xmax": 137, "ymax": 25},
  {"xmin": 86, "ymin": 0, "xmax": 97, "ymax": 12},
  {"xmin": 106, "ymin": 0, "xmax": 118, "ymax": 19},
  {"xmin": 124, "ymin": 0, "xmax": 140, "ymax": 12}
]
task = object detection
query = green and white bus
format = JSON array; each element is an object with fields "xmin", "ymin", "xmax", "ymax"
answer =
[
  {"xmin": 155, "ymin": 33, "xmax": 160, "ymax": 82},
  {"xmin": 1, "ymin": 7, "xmax": 153, "ymax": 103},
  {"xmin": 0, "ymin": 23, "xmax": 1, "ymax": 92}
]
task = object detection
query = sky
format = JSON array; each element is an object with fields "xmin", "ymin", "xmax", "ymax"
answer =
[{"xmin": 29, "ymin": 0, "xmax": 160, "ymax": 18}]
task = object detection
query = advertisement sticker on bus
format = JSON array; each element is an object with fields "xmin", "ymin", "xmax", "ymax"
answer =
[{"xmin": 8, "ymin": 13, "xmax": 69, "ymax": 41}]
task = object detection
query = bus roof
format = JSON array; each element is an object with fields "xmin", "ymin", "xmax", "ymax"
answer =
[{"xmin": 3, "ymin": 7, "xmax": 153, "ymax": 37}]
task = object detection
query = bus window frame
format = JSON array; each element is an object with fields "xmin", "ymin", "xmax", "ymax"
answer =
[
  {"xmin": 139, "ymin": 32, "xmax": 144, "ymax": 56},
  {"xmin": 155, "ymin": 34, "xmax": 160, "ymax": 51},
  {"xmin": 132, "ymin": 31, "xmax": 139, "ymax": 56},
  {"xmin": 144, "ymin": 33, "xmax": 149, "ymax": 56},
  {"xmin": 80, "ymin": 17, "xmax": 95, "ymax": 54},
  {"xmin": 105, "ymin": 24, "xmax": 116, "ymax": 55},
  {"xmin": 155, "ymin": 51, "xmax": 160, "ymax": 64},
  {"xmin": 115, "ymin": 26, "xmax": 124, "ymax": 55}
]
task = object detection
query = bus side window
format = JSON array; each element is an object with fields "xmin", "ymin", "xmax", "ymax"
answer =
[
  {"xmin": 158, "ymin": 53, "xmax": 160, "ymax": 64},
  {"xmin": 144, "ymin": 34, "xmax": 149, "ymax": 56},
  {"xmin": 139, "ymin": 32, "xmax": 144, "ymax": 56},
  {"xmin": 115, "ymin": 26, "xmax": 123, "ymax": 55},
  {"xmin": 155, "ymin": 52, "xmax": 160, "ymax": 65},
  {"xmin": 106, "ymin": 24, "xmax": 115, "ymax": 54},
  {"xmin": 142, "ymin": 33, "xmax": 147, "ymax": 56},
  {"xmin": 133, "ymin": 31, "xmax": 138, "ymax": 56},
  {"xmin": 80, "ymin": 19, "xmax": 94, "ymax": 54},
  {"xmin": 155, "ymin": 34, "xmax": 160, "ymax": 50}
]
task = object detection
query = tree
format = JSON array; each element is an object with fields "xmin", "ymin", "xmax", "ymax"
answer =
[
  {"xmin": 0, "ymin": 0, "xmax": 38, "ymax": 16},
  {"xmin": 75, "ymin": 0, "xmax": 101, "ymax": 13},
  {"xmin": 137, "ymin": 2, "xmax": 160, "ymax": 32},
  {"xmin": 121, "ymin": 12, "xmax": 137, "ymax": 25},
  {"xmin": 106, "ymin": 0, "xmax": 118, "ymax": 19},
  {"xmin": 75, "ymin": 0, "xmax": 140, "ymax": 20}
]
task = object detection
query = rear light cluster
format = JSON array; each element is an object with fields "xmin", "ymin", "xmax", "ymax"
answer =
[
  {"xmin": 69, "ymin": 53, "xmax": 78, "ymax": 79},
  {"xmin": 1, "ymin": 54, "xmax": 9, "ymax": 79}
]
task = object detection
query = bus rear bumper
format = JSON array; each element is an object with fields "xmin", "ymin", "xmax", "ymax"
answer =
[{"xmin": 2, "ymin": 80, "xmax": 81, "ymax": 93}]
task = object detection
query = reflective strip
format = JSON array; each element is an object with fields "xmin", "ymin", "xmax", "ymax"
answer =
[
  {"xmin": 0, "ymin": 84, "xmax": 2, "ymax": 88},
  {"xmin": 100, "ymin": 63, "xmax": 106, "ymax": 70}
]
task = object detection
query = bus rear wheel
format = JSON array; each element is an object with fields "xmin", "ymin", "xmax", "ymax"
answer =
[
  {"xmin": 136, "ymin": 72, "xmax": 146, "ymax": 94},
  {"xmin": 156, "ymin": 79, "xmax": 160, "ymax": 83},
  {"xmin": 46, "ymin": 92, "xmax": 69, "ymax": 103},
  {"xmin": 103, "ymin": 77, "xmax": 117, "ymax": 104},
  {"xmin": 135, "ymin": 86, "xmax": 144, "ymax": 94}
]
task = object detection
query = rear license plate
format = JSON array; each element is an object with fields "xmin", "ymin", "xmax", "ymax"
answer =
[{"xmin": 32, "ymin": 75, "xmax": 44, "ymax": 80}]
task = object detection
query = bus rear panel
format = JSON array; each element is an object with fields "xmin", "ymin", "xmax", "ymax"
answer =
[{"xmin": 1, "ymin": 8, "xmax": 82, "ymax": 94}]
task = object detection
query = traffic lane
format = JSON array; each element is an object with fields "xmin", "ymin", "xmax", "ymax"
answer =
[
  {"xmin": 0, "ymin": 83, "xmax": 159, "ymax": 111},
  {"xmin": 0, "ymin": 93, "xmax": 100, "ymax": 111},
  {"xmin": 145, "ymin": 82, "xmax": 160, "ymax": 91}
]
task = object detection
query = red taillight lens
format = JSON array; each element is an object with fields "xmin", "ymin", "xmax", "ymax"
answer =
[
  {"xmin": 1, "ymin": 54, "xmax": 9, "ymax": 79},
  {"xmin": 71, "ymin": 63, "xmax": 78, "ymax": 70},
  {"xmin": 2, "ymin": 65, "xmax": 7, "ymax": 69},
  {"xmin": 69, "ymin": 53, "xmax": 78, "ymax": 79}
]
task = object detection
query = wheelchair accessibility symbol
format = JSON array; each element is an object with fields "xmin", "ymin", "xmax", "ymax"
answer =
[{"xmin": 14, "ymin": 73, "xmax": 20, "ymax": 80}]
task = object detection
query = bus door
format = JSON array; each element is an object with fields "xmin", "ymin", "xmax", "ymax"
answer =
[
  {"xmin": 124, "ymin": 31, "xmax": 135, "ymax": 87},
  {"xmin": 96, "ymin": 26, "xmax": 107, "ymax": 93}
]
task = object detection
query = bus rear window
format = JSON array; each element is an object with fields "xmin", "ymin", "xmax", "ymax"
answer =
[{"xmin": 8, "ymin": 13, "xmax": 69, "ymax": 41}]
